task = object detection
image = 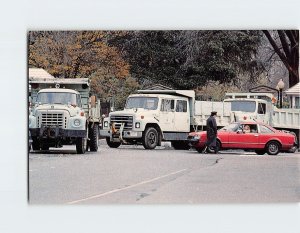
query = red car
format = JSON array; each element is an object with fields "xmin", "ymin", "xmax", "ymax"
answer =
[{"xmin": 188, "ymin": 122, "xmax": 297, "ymax": 155}]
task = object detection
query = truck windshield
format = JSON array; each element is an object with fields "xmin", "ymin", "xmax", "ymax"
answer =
[
  {"xmin": 36, "ymin": 92, "xmax": 77, "ymax": 105},
  {"xmin": 230, "ymin": 101, "xmax": 256, "ymax": 112},
  {"xmin": 125, "ymin": 97, "xmax": 159, "ymax": 110}
]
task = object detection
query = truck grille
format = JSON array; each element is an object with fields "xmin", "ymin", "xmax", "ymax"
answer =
[
  {"xmin": 41, "ymin": 113, "xmax": 64, "ymax": 127},
  {"xmin": 110, "ymin": 115, "xmax": 133, "ymax": 130}
]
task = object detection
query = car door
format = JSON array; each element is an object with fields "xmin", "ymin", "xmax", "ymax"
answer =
[{"xmin": 228, "ymin": 124, "xmax": 259, "ymax": 149}]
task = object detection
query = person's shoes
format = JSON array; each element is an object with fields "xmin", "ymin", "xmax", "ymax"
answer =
[{"xmin": 202, "ymin": 146, "xmax": 208, "ymax": 153}]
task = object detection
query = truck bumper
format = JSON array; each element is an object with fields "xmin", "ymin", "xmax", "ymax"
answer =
[
  {"xmin": 30, "ymin": 126, "xmax": 86, "ymax": 138},
  {"xmin": 100, "ymin": 129, "xmax": 142, "ymax": 140}
]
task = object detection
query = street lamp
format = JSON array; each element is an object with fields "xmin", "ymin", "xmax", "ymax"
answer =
[{"xmin": 277, "ymin": 79, "xmax": 285, "ymax": 108}]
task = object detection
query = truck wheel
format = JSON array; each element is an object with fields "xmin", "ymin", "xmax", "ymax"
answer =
[
  {"xmin": 89, "ymin": 124, "xmax": 99, "ymax": 152},
  {"xmin": 142, "ymin": 127, "xmax": 158, "ymax": 149},
  {"xmin": 41, "ymin": 145, "xmax": 49, "ymax": 150},
  {"xmin": 106, "ymin": 137, "xmax": 121, "ymax": 148},
  {"xmin": 32, "ymin": 137, "xmax": 40, "ymax": 151},
  {"xmin": 76, "ymin": 137, "xmax": 87, "ymax": 154},
  {"xmin": 171, "ymin": 141, "xmax": 190, "ymax": 150},
  {"xmin": 266, "ymin": 141, "xmax": 280, "ymax": 155}
]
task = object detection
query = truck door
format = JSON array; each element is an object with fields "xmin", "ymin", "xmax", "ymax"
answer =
[
  {"xmin": 159, "ymin": 99, "xmax": 175, "ymax": 131},
  {"xmin": 257, "ymin": 102, "xmax": 267, "ymax": 123},
  {"xmin": 174, "ymin": 99, "xmax": 190, "ymax": 132}
]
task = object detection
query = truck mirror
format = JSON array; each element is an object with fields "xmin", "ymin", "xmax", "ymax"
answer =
[{"xmin": 90, "ymin": 96, "xmax": 96, "ymax": 108}]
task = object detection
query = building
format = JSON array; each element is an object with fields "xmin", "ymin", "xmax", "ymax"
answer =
[
  {"xmin": 29, "ymin": 68, "xmax": 55, "ymax": 80},
  {"xmin": 284, "ymin": 82, "xmax": 300, "ymax": 109}
]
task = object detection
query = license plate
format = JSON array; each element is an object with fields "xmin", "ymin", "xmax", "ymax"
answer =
[{"xmin": 130, "ymin": 132, "xmax": 138, "ymax": 137}]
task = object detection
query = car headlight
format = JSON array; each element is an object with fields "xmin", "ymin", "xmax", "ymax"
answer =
[
  {"xmin": 193, "ymin": 135, "xmax": 200, "ymax": 140},
  {"xmin": 135, "ymin": 122, "xmax": 140, "ymax": 128},
  {"xmin": 104, "ymin": 121, "xmax": 109, "ymax": 127},
  {"xmin": 74, "ymin": 119, "xmax": 81, "ymax": 127}
]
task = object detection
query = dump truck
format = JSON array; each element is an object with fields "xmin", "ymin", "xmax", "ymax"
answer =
[
  {"xmin": 100, "ymin": 89, "xmax": 299, "ymax": 150},
  {"xmin": 29, "ymin": 77, "xmax": 101, "ymax": 154}
]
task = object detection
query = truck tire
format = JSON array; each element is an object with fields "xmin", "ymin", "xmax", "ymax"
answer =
[
  {"xmin": 76, "ymin": 137, "xmax": 87, "ymax": 154},
  {"xmin": 142, "ymin": 127, "xmax": 158, "ymax": 149},
  {"xmin": 106, "ymin": 137, "xmax": 121, "ymax": 148},
  {"xmin": 171, "ymin": 141, "xmax": 190, "ymax": 150},
  {"xmin": 266, "ymin": 141, "xmax": 280, "ymax": 155},
  {"xmin": 89, "ymin": 124, "xmax": 99, "ymax": 152},
  {"xmin": 32, "ymin": 137, "xmax": 40, "ymax": 151},
  {"xmin": 41, "ymin": 145, "xmax": 49, "ymax": 150}
]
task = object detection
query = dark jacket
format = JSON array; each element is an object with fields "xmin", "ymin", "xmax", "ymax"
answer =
[{"xmin": 206, "ymin": 115, "xmax": 217, "ymax": 147}]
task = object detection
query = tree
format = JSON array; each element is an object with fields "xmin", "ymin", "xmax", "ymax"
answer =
[
  {"xmin": 263, "ymin": 30, "xmax": 299, "ymax": 87},
  {"xmin": 90, "ymin": 73, "xmax": 140, "ymax": 110},
  {"xmin": 110, "ymin": 30, "xmax": 263, "ymax": 90},
  {"xmin": 29, "ymin": 31, "xmax": 129, "ymax": 79}
]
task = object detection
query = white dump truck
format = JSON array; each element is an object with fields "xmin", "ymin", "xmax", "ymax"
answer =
[
  {"xmin": 29, "ymin": 77, "xmax": 101, "ymax": 154},
  {"xmin": 100, "ymin": 89, "xmax": 299, "ymax": 150}
]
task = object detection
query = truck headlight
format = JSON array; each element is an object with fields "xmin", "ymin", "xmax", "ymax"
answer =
[
  {"xmin": 74, "ymin": 119, "xmax": 81, "ymax": 127},
  {"xmin": 104, "ymin": 121, "xmax": 108, "ymax": 127},
  {"xmin": 135, "ymin": 122, "xmax": 140, "ymax": 128}
]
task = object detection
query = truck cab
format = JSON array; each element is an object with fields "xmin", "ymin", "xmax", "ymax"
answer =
[
  {"xmin": 100, "ymin": 90, "xmax": 194, "ymax": 149},
  {"xmin": 223, "ymin": 93, "xmax": 273, "ymax": 123}
]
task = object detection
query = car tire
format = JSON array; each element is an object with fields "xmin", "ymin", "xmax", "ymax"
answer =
[
  {"xmin": 142, "ymin": 127, "xmax": 158, "ymax": 150},
  {"xmin": 266, "ymin": 141, "xmax": 280, "ymax": 155},
  {"xmin": 196, "ymin": 147, "xmax": 205, "ymax": 153},
  {"xmin": 106, "ymin": 137, "xmax": 121, "ymax": 148}
]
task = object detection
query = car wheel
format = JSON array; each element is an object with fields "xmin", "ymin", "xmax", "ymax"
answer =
[
  {"xmin": 196, "ymin": 147, "xmax": 205, "ymax": 153},
  {"xmin": 266, "ymin": 141, "xmax": 280, "ymax": 155},
  {"xmin": 255, "ymin": 149, "xmax": 265, "ymax": 155}
]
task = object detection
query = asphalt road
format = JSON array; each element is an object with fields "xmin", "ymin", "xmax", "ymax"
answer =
[{"xmin": 29, "ymin": 140, "xmax": 300, "ymax": 204}]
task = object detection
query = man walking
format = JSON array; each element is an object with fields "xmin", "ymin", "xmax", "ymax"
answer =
[{"xmin": 203, "ymin": 111, "xmax": 218, "ymax": 153}]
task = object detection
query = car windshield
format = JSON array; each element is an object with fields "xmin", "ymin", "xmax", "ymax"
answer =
[
  {"xmin": 36, "ymin": 92, "xmax": 77, "ymax": 105},
  {"xmin": 125, "ymin": 97, "xmax": 159, "ymax": 110},
  {"xmin": 230, "ymin": 101, "xmax": 256, "ymax": 112},
  {"xmin": 219, "ymin": 123, "xmax": 239, "ymax": 132}
]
